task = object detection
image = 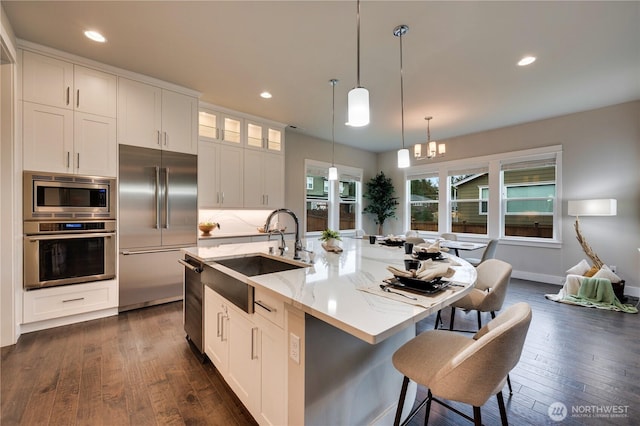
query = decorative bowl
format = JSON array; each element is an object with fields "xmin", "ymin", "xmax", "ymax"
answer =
[{"xmin": 198, "ymin": 223, "xmax": 216, "ymax": 236}]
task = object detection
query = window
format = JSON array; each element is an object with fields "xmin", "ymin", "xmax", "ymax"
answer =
[
  {"xmin": 501, "ymin": 157, "xmax": 557, "ymax": 239},
  {"xmin": 305, "ymin": 161, "xmax": 362, "ymax": 234},
  {"xmin": 408, "ymin": 175, "xmax": 439, "ymax": 231},
  {"xmin": 449, "ymin": 167, "xmax": 489, "ymax": 235},
  {"xmin": 338, "ymin": 179, "xmax": 358, "ymax": 231},
  {"xmin": 306, "ymin": 167, "xmax": 329, "ymax": 232},
  {"xmin": 403, "ymin": 146, "xmax": 561, "ymax": 243}
]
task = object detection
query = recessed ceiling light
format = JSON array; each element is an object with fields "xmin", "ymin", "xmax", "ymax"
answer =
[
  {"xmin": 260, "ymin": 91, "xmax": 272, "ymax": 99},
  {"xmin": 518, "ymin": 56, "xmax": 536, "ymax": 66},
  {"xmin": 84, "ymin": 30, "xmax": 106, "ymax": 43}
]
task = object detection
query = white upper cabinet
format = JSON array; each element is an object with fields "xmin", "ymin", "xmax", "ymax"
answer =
[
  {"xmin": 22, "ymin": 51, "xmax": 117, "ymax": 176},
  {"xmin": 198, "ymin": 140, "xmax": 244, "ymax": 208},
  {"xmin": 118, "ymin": 77, "xmax": 197, "ymax": 154},
  {"xmin": 243, "ymin": 150, "xmax": 284, "ymax": 209},
  {"xmin": 245, "ymin": 120, "xmax": 283, "ymax": 152},
  {"xmin": 22, "ymin": 51, "xmax": 117, "ymax": 118}
]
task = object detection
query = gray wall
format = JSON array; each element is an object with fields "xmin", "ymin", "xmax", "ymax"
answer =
[
  {"xmin": 284, "ymin": 130, "xmax": 378, "ymax": 234},
  {"xmin": 378, "ymin": 101, "xmax": 640, "ymax": 289}
]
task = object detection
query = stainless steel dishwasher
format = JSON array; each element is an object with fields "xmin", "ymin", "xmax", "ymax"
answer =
[{"xmin": 178, "ymin": 255, "xmax": 204, "ymax": 359}]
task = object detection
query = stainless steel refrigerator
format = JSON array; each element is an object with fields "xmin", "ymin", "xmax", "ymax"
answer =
[{"xmin": 118, "ymin": 144, "xmax": 197, "ymax": 311}]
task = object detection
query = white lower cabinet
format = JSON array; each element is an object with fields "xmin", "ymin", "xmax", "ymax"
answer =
[
  {"xmin": 204, "ymin": 285, "xmax": 286, "ymax": 425},
  {"xmin": 204, "ymin": 287, "xmax": 230, "ymax": 371},
  {"xmin": 23, "ymin": 280, "xmax": 118, "ymax": 323}
]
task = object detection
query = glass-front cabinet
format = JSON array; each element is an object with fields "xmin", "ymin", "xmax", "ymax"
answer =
[
  {"xmin": 245, "ymin": 120, "xmax": 282, "ymax": 152},
  {"xmin": 198, "ymin": 109, "xmax": 242, "ymax": 144}
]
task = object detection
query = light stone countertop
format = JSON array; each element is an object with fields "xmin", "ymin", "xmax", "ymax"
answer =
[{"xmin": 182, "ymin": 238, "xmax": 476, "ymax": 344}]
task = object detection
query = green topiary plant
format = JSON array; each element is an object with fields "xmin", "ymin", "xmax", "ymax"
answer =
[
  {"xmin": 319, "ymin": 229, "xmax": 342, "ymax": 242},
  {"xmin": 363, "ymin": 171, "xmax": 399, "ymax": 235}
]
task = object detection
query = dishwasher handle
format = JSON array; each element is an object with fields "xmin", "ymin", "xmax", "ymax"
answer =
[{"xmin": 178, "ymin": 258, "xmax": 202, "ymax": 273}]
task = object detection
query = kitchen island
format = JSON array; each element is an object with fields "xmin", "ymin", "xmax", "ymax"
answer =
[{"xmin": 183, "ymin": 238, "xmax": 476, "ymax": 425}]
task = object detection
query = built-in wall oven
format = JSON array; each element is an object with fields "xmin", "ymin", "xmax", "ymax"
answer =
[{"xmin": 23, "ymin": 171, "xmax": 117, "ymax": 290}]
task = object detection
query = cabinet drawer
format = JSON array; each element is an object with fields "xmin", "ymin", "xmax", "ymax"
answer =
[
  {"xmin": 23, "ymin": 280, "xmax": 117, "ymax": 323},
  {"xmin": 253, "ymin": 287, "xmax": 284, "ymax": 328}
]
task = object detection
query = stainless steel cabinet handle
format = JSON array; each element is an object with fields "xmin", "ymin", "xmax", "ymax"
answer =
[
  {"xmin": 63, "ymin": 297, "xmax": 85, "ymax": 303},
  {"xmin": 221, "ymin": 314, "xmax": 228, "ymax": 342},
  {"xmin": 164, "ymin": 131, "xmax": 168, "ymax": 146},
  {"xmin": 221, "ymin": 129, "xmax": 225, "ymax": 141},
  {"xmin": 255, "ymin": 300, "xmax": 276, "ymax": 313},
  {"xmin": 66, "ymin": 87, "xmax": 70, "ymax": 105},
  {"xmin": 155, "ymin": 166, "xmax": 160, "ymax": 229},
  {"xmin": 251, "ymin": 327, "xmax": 258, "ymax": 360},
  {"xmin": 216, "ymin": 128, "xmax": 220, "ymax": 139},
  {"xmin": 217, "ymin": 312, "xmax": 222, "ymax": 338},
  {"xmin": 76, "ymin": 89, "xmax": 80, "ymax": 108},
  {"xmin": 157, "ymin": 130, "xmax": 161, "ymax": 146},
  {"xmin": 66, "ymin": 151, "xmax": 70, "ymax": 168},
  {"xmin": 76, "ymin": 153, "xmax": 80, "ymax": 169},
  {"xmin": 221, "ymin": 192, "xmax": 224, "ymax": 204}
]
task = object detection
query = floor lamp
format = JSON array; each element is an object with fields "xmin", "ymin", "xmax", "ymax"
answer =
[{"xmin": 567, "ymin": 199, "xmax": 617, "ymax": 268}]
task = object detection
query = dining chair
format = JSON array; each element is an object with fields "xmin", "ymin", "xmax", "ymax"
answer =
[
  {"xmin": 439, "ymin": 233, "xmax": 457, "ymax": 241},
  {"xmin": 405, "ymin": 237, "xmax": 426, "ymax": 245},
  {"xmin": 464, "ymin": 238, "xmax": 499, "ymax": 267},
  {"xmin": 392, "ymin": 302, "xmax": 532, "ymax": 426},
  {"xmin": 434, "ymin": 258, "xmax": 514, "ymax": 393}
]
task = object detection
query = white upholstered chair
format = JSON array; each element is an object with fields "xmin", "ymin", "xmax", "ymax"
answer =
[
  {"xmin": 465, "ymin": 238, "xmax": 499, "ymax": 267},
  {"xmin": 392, "ymin": 302, "xmax": 532, "ymax": 426}
]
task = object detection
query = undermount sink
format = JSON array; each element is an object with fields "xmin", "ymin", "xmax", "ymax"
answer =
[
  {"xmin": 215, "ymin": 255, "xmax": 305, "ymax": 276},
  {"xmin": 203, "ymin": 255, "xmax": 306, "ymax": 313}
]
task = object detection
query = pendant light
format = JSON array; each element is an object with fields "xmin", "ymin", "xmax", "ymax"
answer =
[
  {"xmin": 394, "ymin": 24, "xmax": 410, "ymax": 168},
  {"xmin": 347, "ymin": 0, "xmax": 369, "ymax": 127},
  {"xmin": 414, "ymin": 116, "xmax": 446, "ymax": 159},
  {"xmin": 328, "ymin": 79, "xmax": 338, "ymax": 181}
]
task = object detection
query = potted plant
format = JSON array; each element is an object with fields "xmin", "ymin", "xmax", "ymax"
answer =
[
  {"xmin": 363, "ymin": 171, "xmax": 399, "ymax": 235},
  {"xmin": 198, "ymin": 220, "xmax": 220, "ymax": 236},
  {"xmin": 319, "ymin": 228, "xmax": 341, "ymax": 247}
]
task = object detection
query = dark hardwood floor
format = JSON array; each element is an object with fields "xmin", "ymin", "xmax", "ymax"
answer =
[{"xmin": 1, "ymin": 279, "xmax": 638, "ymax": 425}]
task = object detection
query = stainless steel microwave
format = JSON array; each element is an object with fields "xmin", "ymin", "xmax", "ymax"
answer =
[{"xmin": 24, "ymin": 171, "xmax": 116, "ymax": 220}]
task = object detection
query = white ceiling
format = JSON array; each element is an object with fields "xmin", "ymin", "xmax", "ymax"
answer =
[{"xmin": 4, "ymin": 1, "xmax": 640, "ymax": 152}]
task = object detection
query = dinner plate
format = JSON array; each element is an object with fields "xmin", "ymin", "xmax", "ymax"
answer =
[
  {"xmin": 379, "ymin": 240, "xmax": 405, "ymax": 247},
  {"xmin": 390, "ymin": 276, "xmax": 451, "ymax": 294}
]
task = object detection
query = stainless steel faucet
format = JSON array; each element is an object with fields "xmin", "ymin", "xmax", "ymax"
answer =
[
  {"xmin": 268, "ymin": 229, "xmax": 286, "ymax": 256},
  {"xmin": 264, "ymin": 208, "xmax": 302, "ymax": 260}
]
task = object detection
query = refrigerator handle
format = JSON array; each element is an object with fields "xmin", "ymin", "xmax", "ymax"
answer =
[
  {"xmin": 155, "ymin": 166, "xmax": 161, "ymax": 229},
  {"xmin": 164, "ymin": 167, "xmax": 170, "ymax": 229}
]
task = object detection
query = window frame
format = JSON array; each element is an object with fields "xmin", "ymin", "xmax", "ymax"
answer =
[
  {"xmin": 403, "ymin": 145, "xmax": 562, "ymax": 247},
  {"xmin": 304, "ymin": 160, "xmax": 363, "ymax": 236}
]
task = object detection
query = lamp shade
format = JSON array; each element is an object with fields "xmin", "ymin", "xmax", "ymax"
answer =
[
  {"xmin": 328, "ymin": 166, "xmax": 338, "ymax": 181},
  {"xmin": 397, "ymin": 148, "xmax": 410, "ymax": 168},
  {"xmin": 568, "ymin": 199, "xmax": 617, "ymax": 216},
  {"xmin": 347, "ymin": 87, "xmax": 370, "ymax": 127}
]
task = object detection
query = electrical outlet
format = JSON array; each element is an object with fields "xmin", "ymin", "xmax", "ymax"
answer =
[
  {"xmin": 289, "ymin": 333, "xmax": 300, "ymax": 364},
  {"xmin": 610, "ymin": 265, "xmax": 617, "ymax": 273}
]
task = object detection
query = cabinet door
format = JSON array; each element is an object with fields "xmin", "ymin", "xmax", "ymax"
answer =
[
  {"xmin": 243, "ymin": 149, "xmax": 265, "ymax": 208},
  {"xmin": 218, "ymin": 144, "xmax": 244, "ymax": 207},
  {"xmin": 266, "ymin": 127, "xmax": 283, "ymax": 152},
  {"xmin": 246, "ymin": 121, "xmax": 264, "ymax": 150},
  {"xmin": 199, "ymin": 110, "xmax": 221, "ymax": 141},
  {"xmin": 221, "ymin": 114, "xmax": 242, "ymax": 145},
  {"xmin": 73, "ymin": 66, "xmax": 117, "ymax": 118},
  {"xmin": 204, "ymin": 287, "xmax": 229, "ymax": 372},
  {"xmin": 198, "ymin": 140, "xmax": 219, "ymax": 207},
  {"xmin": 74, "ymin": 112, "xmax": 117, "ymax": 177},
  {"xmin": 23, "ymin": 102, "xmax": 73, "ymax": 173},
  {"xmin": 263, "ymin": 153, "xmax": 285, "ymax": 208},
  {"xmin": 22, "ymin": 51, "xmax": 73, "ymax": 109},
  {"xmin": 227, "ymin": 307, "xmax": 260, "ymax": 415},
  {"xmin": 161, "ymin": 89, "xmax": 198, "ymax": 154},
  {"xmin": 258, "ymin": 317, "xmax": 287, "ymax": 426},
  {"xmin": 117, "ymin": 77, "xmax": 162, "ymax": 149}
]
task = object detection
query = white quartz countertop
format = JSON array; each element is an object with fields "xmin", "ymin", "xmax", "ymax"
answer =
[{"xmin": 182, "ymin": 238, "xmax": 476, "ymax": 344}]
